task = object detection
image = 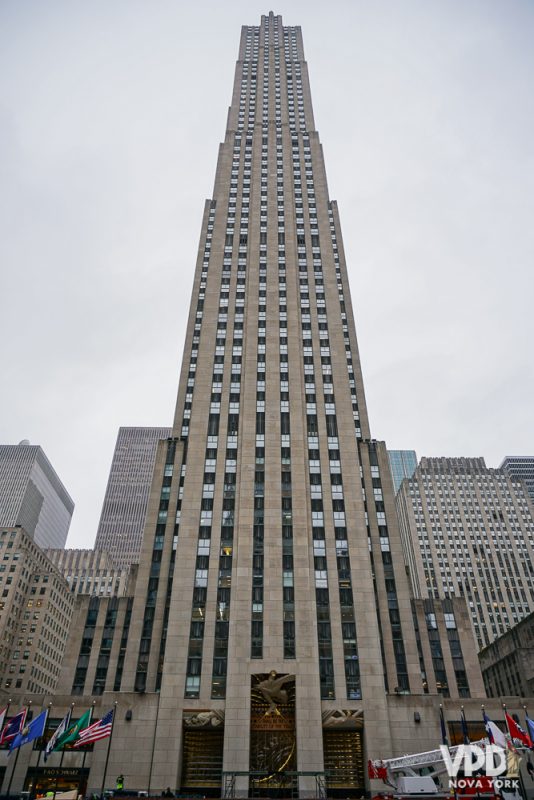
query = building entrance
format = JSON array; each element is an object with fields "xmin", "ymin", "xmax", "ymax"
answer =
[
  {"xmin": 24, "ymin": 767, "xmax": 90, "ymax": 798},
  {"xmin": 249, "ymin": 673, "xmax": 296, "ymax": 795}
]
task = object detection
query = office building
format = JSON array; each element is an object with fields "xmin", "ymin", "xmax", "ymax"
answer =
[
  {"xmin": 388, "ymin": 450, "xmax": 417, "ymax": 494},
  {"xmin": 0, "ymin": 14, "xmax": 490, "ymax": 799},
  {"xmin": 94, "ymin": 427, "xmax": 171, "ymax": 568},
  {"xmin": 500, "ymin": 456, "xmax": 534, "ymax": 505},
  {"xmin": 397, "ymin": 457, "xmax": 534, "ymax": 650},
  {"xmin": 0, "ymin": 442, "xmax": 74, "ymax": 549},
  {"xmin": 110, "ymin": 15, "xmax": 482, "ymax": 795},
  {"xmin": 0, "ymin": 527, "xmax": 74, "ymax": 695}
]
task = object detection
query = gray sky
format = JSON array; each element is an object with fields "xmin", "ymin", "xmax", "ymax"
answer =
[{"xmin": 1, "ymin": 0, "xmax": 533, "ymax": 549}]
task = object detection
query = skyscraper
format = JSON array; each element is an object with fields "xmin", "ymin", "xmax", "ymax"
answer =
[
  {"xmin": 396, "ymin": 457, "xmax": 534, "ymax": 649},
  {"xmin": 94, "ymin": 427, "xmax": 171, "ymax": 567},
  {"xmin": 0, "ymin": 15, "xmax": 490, "ymax": 800},
  {"xmin": 500, "ymin": 456, "xmax": 534, "ymax": 504},
  {"xmin": 117, "ymin": 14, "xmax": 436, "ymax": 794},
  {"xmin": 387, "ymin": 449, "xmax": 418, "ymax": 493},
  {"xmin": 0, "ymin": 442, "xmax": 74, "ymax": 549}
]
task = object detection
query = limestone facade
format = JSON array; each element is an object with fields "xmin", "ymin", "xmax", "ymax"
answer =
[
  {"xmin": 0, "ymin": 527, "xmax": 74, "ymax": 695},
  {"xmin": 397, "ymin": 457, "xmax": 534, "ymax": 649}
]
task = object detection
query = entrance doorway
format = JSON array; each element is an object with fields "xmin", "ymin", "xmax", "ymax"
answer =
[{"xmin": 24, "ymin": 767, "xmax": 90, "ymax": 798}]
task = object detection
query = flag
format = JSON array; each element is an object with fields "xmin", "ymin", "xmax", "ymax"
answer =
[
  {"xmin": 9, "ymin": 709, "xmax": 48, "ymax": 752},
  {"xmin": 440, "ymin": 706, "xmax": 448, "ymax": 745},
  {"xmin": 368, "ymin": 760, "xmax": 387, "ymax": 780},
  {"xmin": 483, "ymin": 711, "xmax": 507, "ymax": 748},
  {"xmin": 0, "ymin": 707, "xmax": 8, "ymax": 733},
  {"xmin": 72, "ymin": 708, "xmax": 114, "ymax": 747},
  {"xmin": 506, "ymin": 712, "xmax": 534, "ymax": 748},
  {"xmin": 526, "ymin": 716, "xmax": 534, "ymax": 744},
  {"xmin": 44, "ymin": 710, "xmax": 72, "ymax": 761},
  {"xmin": 55, "ymin": 708, "xmax": 92, "ymax": 750},
  {"xmin": 0, "ymin": 709, "xmax": 27, "ymax": 745},
  {"xmin": 461, "ymin": 708, "xmax": 470, "ymax": 745}
]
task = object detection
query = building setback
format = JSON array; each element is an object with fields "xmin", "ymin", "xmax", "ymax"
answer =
[
  {"xmin": 397, "ymin": 457, "xmax": 534, "ymax": 650},
  {"xmin": 94, "ymin": 427, "xmax": 171, "ymax": 568},
  {"xmin": 500, "ymin": 456, "xmax": 534, "ymax": 505},
  {"xmin": 55, "ymin": 593, "xmax": 135, "ymax": 697},
  {"xmin": 44, "ymin": 548, "xmax": 134, "ymax": 597},
  {"xmin": 0, "ymin": 443, "xmax": 74, "ymax": 549}
]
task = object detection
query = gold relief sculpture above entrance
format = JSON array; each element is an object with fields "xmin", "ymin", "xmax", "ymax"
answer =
[
  {"xmin": 250, "ymin": 672, "xmax": 296, "ymax": 788},
  {"xmin": 322, "ymin": 708, "xmax": 364, "ymax": 729},
  {"xmin": 253, "ymin": 670, "xmax": 295, "ymax": 715}
]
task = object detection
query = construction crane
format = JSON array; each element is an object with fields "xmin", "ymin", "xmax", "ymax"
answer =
[{"xmin": 368, "ymin": 742, "xmax": 497, "ymax": 800}]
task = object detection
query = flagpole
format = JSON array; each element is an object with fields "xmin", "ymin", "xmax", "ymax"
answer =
[
  {"xmin": 6, "ymin": 699, "xmax": 32, "ymax": 797},
  {"xmin": 147, "ymin": 689, "xmax": 162, "ymax": 796},
  {"xmin": 503, "ymin": 703, "xmax": 510, "ymax": 737},
  {"xmin": 504, "ymin": 705, "xmax": 528, "ymax": 800},
  {"xmin": 439, "ymin": 704, "xmax": 448, "ymax": 746},
  {"xmin": 6, "ymin": 743, "xmax": 21, "ymax": 797},
  {"xmin": 35, "ymin": 703, "xmax": 52, "ymax": 771},
  {"xmin": 81, "ymin": 701, "xmax": 96, "ymax": 775},
  {"xmin": 100, "ymin": 702, "xmax": 118, "ymax": 796},
  {"xmin": 523, "ymin": 704, "xmax": 533, "ymax": 744},
  {"xmin": 54, "ymin": 703, "xmax": 75, "ymax": 799},
  {"xmin": 0, "ymin": 697, "xmax": 12, "ymax": 742},
  {"xmin": 58, "ymin": 703, "xmax": 75, "ymax": 768},
  {"xmin": 461, "ymin": 706, "xmax": 470, "ymax": 745}
]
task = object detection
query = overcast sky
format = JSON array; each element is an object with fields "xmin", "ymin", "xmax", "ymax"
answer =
[{"xmin": 1, "ymin": 0, "xmax": 533, "ymax": 549}]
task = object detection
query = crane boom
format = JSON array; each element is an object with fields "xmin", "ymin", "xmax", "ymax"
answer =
[{"xmin": 372, "ymin": 745, "xmax": 464, "ymax": 771}]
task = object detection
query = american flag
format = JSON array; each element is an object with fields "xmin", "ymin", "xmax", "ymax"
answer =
[{"xmin": 72, "ymin": 708, "xmax": 114, "ymax": 747}]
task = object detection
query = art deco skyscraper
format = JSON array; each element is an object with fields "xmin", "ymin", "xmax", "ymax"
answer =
[{"xmin": 119, "ymin": 13, "xmax": 441, "ymax": 795}]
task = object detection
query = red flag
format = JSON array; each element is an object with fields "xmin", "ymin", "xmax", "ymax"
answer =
[
  {"xmin": 506, "ymin": 712, "xmax": 533, "ymax": 748},
  {"xmin": 368, "ymin": 760, "xmax": 387, "ymax": 780}
]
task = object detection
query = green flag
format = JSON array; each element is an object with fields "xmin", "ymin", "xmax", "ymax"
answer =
[{"xmin": 54, "ymin": 709, "xmax": 92, "ymax": 751}]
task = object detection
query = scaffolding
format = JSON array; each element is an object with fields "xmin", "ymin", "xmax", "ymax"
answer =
[{"xmin": 222, "ymin": 771, "xmax": 327, "ymax": 800}]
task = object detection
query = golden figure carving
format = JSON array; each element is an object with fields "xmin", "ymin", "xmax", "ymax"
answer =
[
  {"xmin": 250, "ymin": 673, "xmax": 297, "ymax": 786},
  {"xmin": 254, "ymin": 670, "xmax": 295, "ymax": 715}
]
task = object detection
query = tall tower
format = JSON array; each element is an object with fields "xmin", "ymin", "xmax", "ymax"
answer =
[
  {"xmin": 121, "ymin": 13, "xmax": 422, "ymax": 796},
  {"xmin": 0, "ymin": 442, "xmax": 74, "ymax": 549},
  {"xmin": 94, "ymin": 427, "xmax": 171, "ymax": 567}
]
